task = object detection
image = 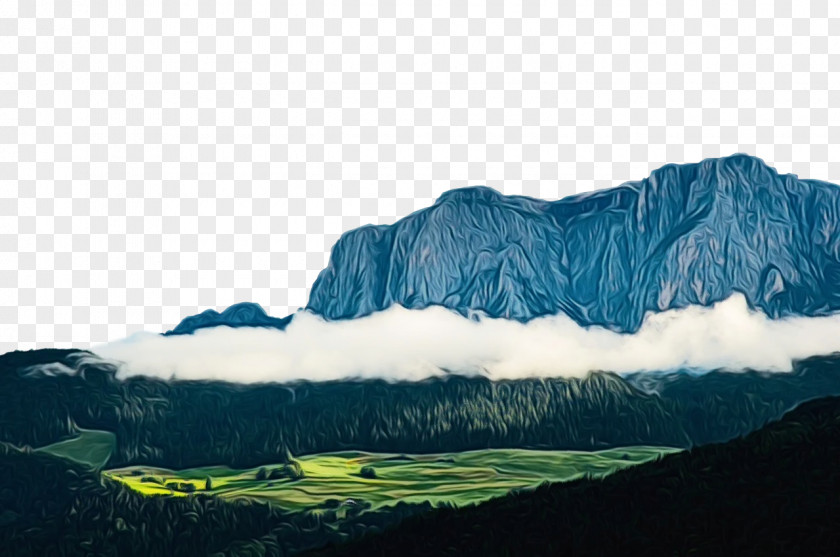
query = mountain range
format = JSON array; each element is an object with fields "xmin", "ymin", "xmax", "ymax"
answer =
[
  {"xmin": 7, "ymin": 154, "xmax": 840, "ymax": 555},
  {"xmin": 169, "ymin": 154, "xmax": 840, "ymax": 336}
]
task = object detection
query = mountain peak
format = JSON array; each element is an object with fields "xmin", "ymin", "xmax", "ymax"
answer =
[
  {"xmin": 167, "ymin": 155, "xmax": 840, "ymax": 336},
  {"xmin": 436, "ymin": 186, "xmax": 504, "ymax": 204},
  {"xmin": 702, "ymin": 153, "xmax": 775, "ymax": 172},
  {"xmin": 308, "ymin": 155, "xmax": 840, "ymax": 331},
  {"xmin": 641, "ymin": 154, "xmax": 789, "ymax": 199},
  {"xmin": 165, "ymin": 302, "xmax": 292, "ymax": 336},
  {"xmin": 659, "ymin": 153, "xmax": 777, "ymax": 175}
]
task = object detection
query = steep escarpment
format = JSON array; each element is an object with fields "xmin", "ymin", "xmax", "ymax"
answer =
[{"xmin": 306, "ymin": 155, "xmax": 840, "ymax": 332}]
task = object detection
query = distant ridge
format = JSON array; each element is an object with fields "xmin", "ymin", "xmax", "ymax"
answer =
[
  {"xmin": 164, "ymin": 302, "xmax": 292, "ymax": 336},
  {"xmin": 170, "ymin": 155, "xmax": 840, "ymax": 335}
]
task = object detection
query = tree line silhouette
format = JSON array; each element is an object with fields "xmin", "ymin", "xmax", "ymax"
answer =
[{"xmin": 3, "ymin": 349, "xmax": 840, "ymax": 470}]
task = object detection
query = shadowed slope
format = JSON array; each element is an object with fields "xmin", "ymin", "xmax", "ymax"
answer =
[{"xmin": 314, "ymin": 396, "xmax": 840, "ymax": 557}]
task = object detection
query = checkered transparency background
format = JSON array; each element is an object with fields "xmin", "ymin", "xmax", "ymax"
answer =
[{"xmin": 1, "ymin": 0, "xmax": 839, "ymax": 352}]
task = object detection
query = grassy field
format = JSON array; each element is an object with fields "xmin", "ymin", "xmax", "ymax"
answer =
[
  {"xmin": 105, "ymin": 446, "xmax": 678, "ymax": 513},
  {"xmin": 35, "ymin": 429, "xmax": 116, "ymax": 469}
]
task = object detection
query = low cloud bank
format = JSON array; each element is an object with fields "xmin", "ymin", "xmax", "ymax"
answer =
[{"xmin": 93, "ymin": 294, "xmax": 840, "ymax": 383}]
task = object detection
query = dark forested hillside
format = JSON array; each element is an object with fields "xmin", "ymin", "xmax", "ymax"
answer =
[
  {"xmin": 625, "ymin": 353, "xmax": 840, "ymax": 445},
  {"xmin": 0, "ymin": 442, "xmax": 432, "ymax": 556},
  {"xmin": 6, "ymin": 349, "xmax": 840, "ymax": 556},
  {"xmin": 313, "ymin": 395, "xmax": 840, "ymax": 557},
  {"xmin": 0, "ymin": 350, "xmax": 685, "ymax": 468},
  {"xmin": 4, "ymin": 349, "xmax": 840, "ymax": 470}
]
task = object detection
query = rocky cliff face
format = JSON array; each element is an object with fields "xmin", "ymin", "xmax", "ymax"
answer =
[
  {"xmin": 307, "ymin": 154, "xmax": 840, "ymax": 332},
  {"xmin": 171, "ymin": 155, "xmax": 840, "ymax": 335}
]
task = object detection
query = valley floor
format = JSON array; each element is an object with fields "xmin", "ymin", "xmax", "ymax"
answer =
[{"xmin": 104, "ymin": 446, "xmax": 679, "ymax": 513}]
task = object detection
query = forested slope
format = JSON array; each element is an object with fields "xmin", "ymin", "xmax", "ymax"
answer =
[
  {"xmin": 0, "ymin": 350, "xmax": 684, "ymax": 468},
  {"xmin": 0, "ymin": 442, "xmax": 431, "ymax": 556},
  {"xmin": 314, "ymin": 396, "xmax": 840, "ymax": 557},
  {"xmin": 4, "ymin": 349, "xmax": 840, "ymax": 470}
]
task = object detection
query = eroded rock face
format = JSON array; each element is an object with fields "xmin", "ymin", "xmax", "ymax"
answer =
[
  {"xmin": 307, "ymin": 154, "xmax": 840, "ymax": 332},
  {"xmin": 169, "ymin": 155, "xmax": 840, "ymax": 335}
]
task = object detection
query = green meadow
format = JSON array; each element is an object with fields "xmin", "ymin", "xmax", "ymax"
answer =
[
  {"xmin": 35, "ymin": 429, "xmax": 116, "ymax": 469},
  {"xmin": 105, "ymin": 446, "xmax": 678, "ymax": 513}
]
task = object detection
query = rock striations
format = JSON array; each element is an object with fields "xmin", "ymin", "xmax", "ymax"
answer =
[{"xmin": 170, "ymin": 155, "xmax": 840, "ymax": 335}]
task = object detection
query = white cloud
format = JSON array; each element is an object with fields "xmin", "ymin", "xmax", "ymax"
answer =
[{"xmin": 92, "ymin": 294, "xmax": 840, "ymax": 383}]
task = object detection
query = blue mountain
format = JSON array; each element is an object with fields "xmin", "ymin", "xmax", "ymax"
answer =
[
  {"xmin": 169, "ymin": 154, "xmax": 840, "ymax": 335},
  {"xmin": 163, "ymin": 302, "xmax": 292, "ymax": 336}
]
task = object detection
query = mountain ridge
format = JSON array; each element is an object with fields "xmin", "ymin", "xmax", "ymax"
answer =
[
  {"xmin": 169, "ymin": 154, "xmax": 840, "ymax": 335},
  {"xmin": 164, "ymin": 302, "xmax": 292, "ymax": 336}
]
